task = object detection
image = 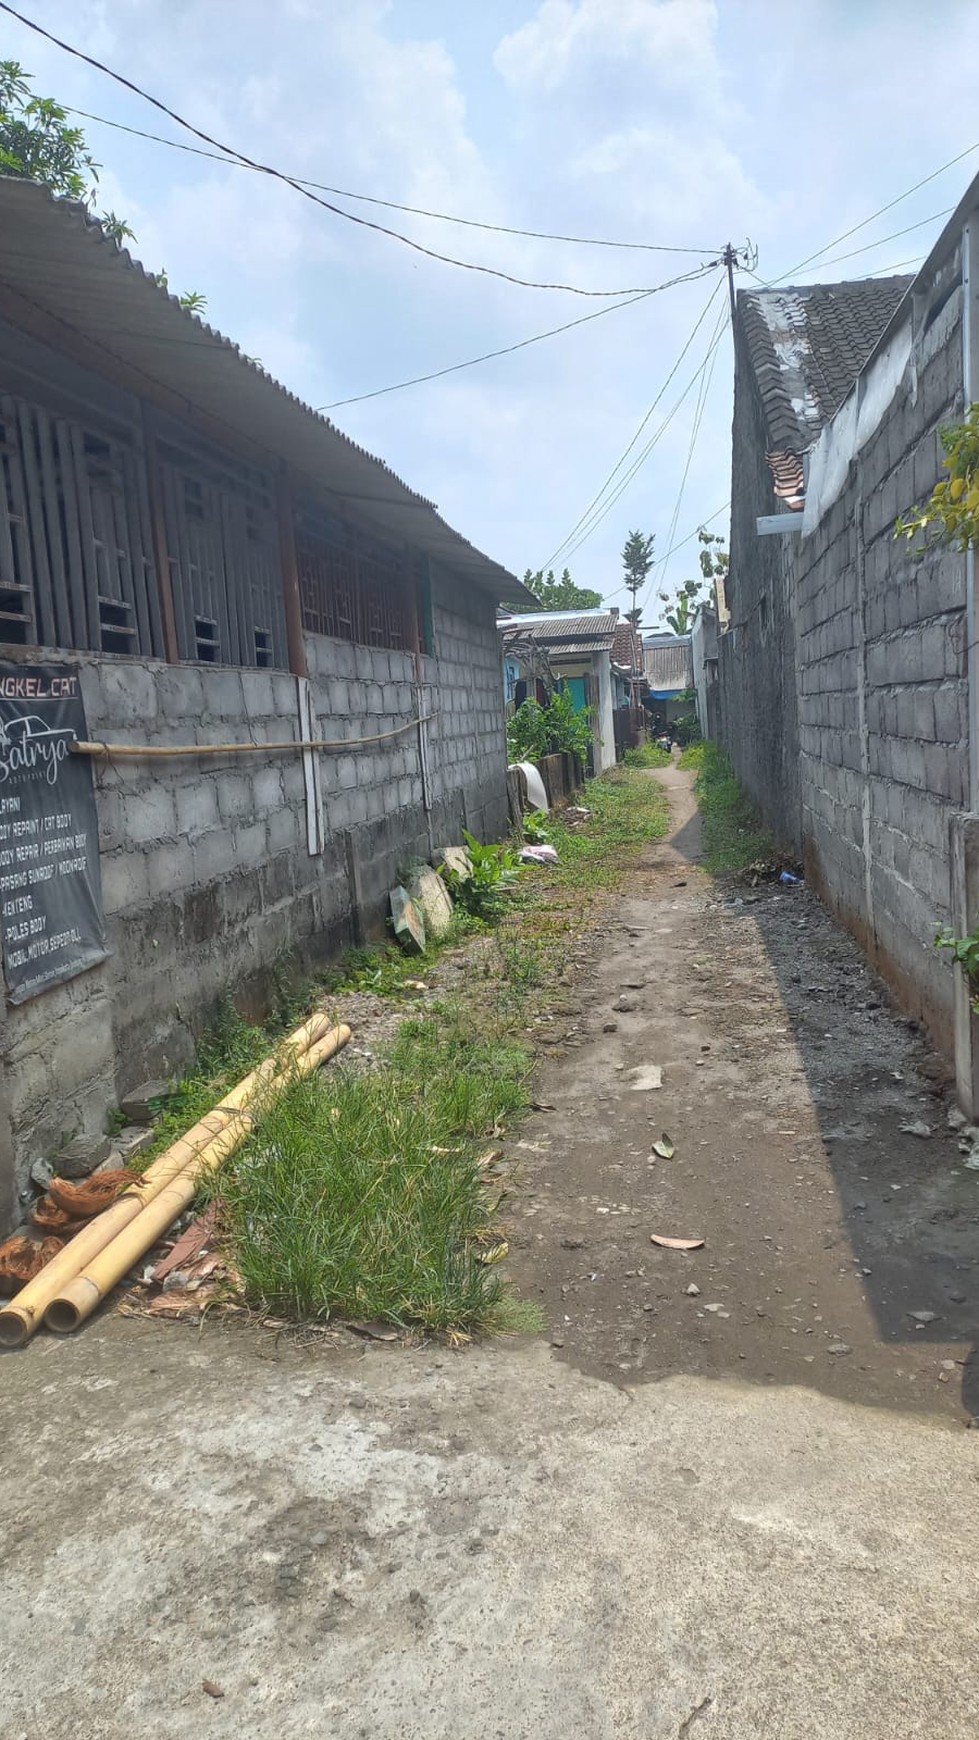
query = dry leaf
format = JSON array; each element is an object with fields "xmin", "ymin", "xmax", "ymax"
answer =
[
  {"xmin": 202, "ymin": 1680, "xmax": 226, "ymax": 1699},
  {"xmin": 475, "ymin": 1240, "xmax": 509, "ymax": 1265},
  {"xmin": 349, "ymin": 1319, "xmax": 399, "ymax": 1341},
  {"xmin": 651, "ymin": 1134, "xmax": 675, "ymax": 1159},
  {"xmin": 650, "ymin": 1234, "xmax": 704, "ymax": 1250},
  {"xmin": 531, "ymin": 1101, "xmax": 556, "ymax": 1112},
  {"xmin": 477, "ymin": 1148, "xmax": 504, "ymax": 1168}
]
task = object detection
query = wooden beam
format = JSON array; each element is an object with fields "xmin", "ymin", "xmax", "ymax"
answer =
[
  {"xmin": 276, "ymin": 467, "xmax": 308, "ymax": 680},
  {"xmin": 140, "ymin": 405, "xmax": 180, "ymax": 663},
  {"xmin": 756, "ymin": 514, "xmax": 804, "ymax": 537}
]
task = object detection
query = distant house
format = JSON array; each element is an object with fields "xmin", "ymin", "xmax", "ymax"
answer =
[
  {"xmin": 643, "ymin": 633, "xmax": 693, "ymax": 730},
  {"xmin": 498, "ymin": 609, "xmax": 619, "ymax": 772},
  {"xmin": 690, "ymin": 607, "xmax": 719, "ymax": 739},
  {"xmin": 0, "ymin": 175, "xmax": 534, "ymax": 1229}
]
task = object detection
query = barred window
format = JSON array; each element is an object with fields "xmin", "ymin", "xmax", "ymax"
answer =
[{"xmin": 296, "ymin": 504, "xmax": 416, "ymax": 651}]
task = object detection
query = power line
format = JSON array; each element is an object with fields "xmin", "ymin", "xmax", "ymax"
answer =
[
  {"xmin": 540, "ymin": 275, "xmax": 724, "ymax": 569},
  {"xmin": 0, "ymin": 3, "xmax": 715, "ymax": 299},
  {"xmin": 771, "ymin": 141, "xmax": 979, "ymax": 285},
  {"xmin": 319, "ymin": 266, "xmax": 719, "ymax": 410},
  {"xmin": 560, "ymin": 315, "xmax": 729, "ymax": 564},
  {"xmin": 68, "ymin": 105, "xmax": 718, "ymax": 257},
  {"xmin": 643, "ymin": 304, "xmax": 727, "ymax": 618}
]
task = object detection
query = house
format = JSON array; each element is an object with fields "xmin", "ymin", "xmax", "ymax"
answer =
[
  {"xmin": 0, "ymin": 176, "xmax": 534, "ymax": 1229},
  {"xmin": 498, "ymin": 609, "xmax": 618, "ymax": 773},
  {"xmin": 611, "ymin": 618, "xmax": 646, "ymax": 755},
  {"xmin": 690, "ymin": 606, "xmax": 719, "ymax": 740},
  {"xmin": 501, "ymin": 623, "xmax": 554, "ymax": 715},
  {"xmin": 717, "ymin": 167, "xmax": 979, "ymax": 1101},
  {"xmin": 643, "ymin": 633, "xmax": 693, "ymax": 734}
]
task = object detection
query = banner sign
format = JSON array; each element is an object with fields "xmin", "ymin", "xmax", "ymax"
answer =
[{"xmin": 0, "ymin": 664, "xmax": 108, "ymax": 1004}]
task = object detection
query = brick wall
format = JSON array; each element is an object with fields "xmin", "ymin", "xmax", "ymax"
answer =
[{"xmin": 0, "ymin": 580, "xmax": 508, "ymax": 1227}]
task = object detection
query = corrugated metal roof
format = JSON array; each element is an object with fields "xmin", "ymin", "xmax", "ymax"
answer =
[
  {"xmin": 644, "ymin": 641, "xmax": 693, "ymax": 691},
  {"xmin": 500, "ymin": 611, "xmax": 618, "ymax": 657},
  {"xmin": 0, "ymin": 177, "xmax": 533, "ymax": 606}
]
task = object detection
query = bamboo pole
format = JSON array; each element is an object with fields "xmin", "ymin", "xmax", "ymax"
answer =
[
  {"xmin": 71, "ymin": 715, "xmax": 435, "ymax": 762},
  {"xmin": 44, "ymin": 1023, "xmax": 350, "ymax": 1336},
  {"xmin": 0, "ymin": 1012, "xmax": 341, "ymax": 1349}
]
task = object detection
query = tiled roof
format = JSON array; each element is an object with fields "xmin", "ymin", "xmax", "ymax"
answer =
[
  {"xmin": 612, "ymin": 620, "xmax": 644, "ymax": 675},
  {"xmin": 644, "ymin": 641, "xmax": 693, "ymax": 691},
  {"xmin": 739, "ymin": 277, "xmax": 913, "ymax": 453}
]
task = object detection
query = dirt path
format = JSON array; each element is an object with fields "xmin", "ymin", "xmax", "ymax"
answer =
[
  {"xmin": 3, "ymin": 765, "xmax": 979, "ymax": 1738},
  {"xmin": 510, "ymin": 763, "xmax": 979, "ymax": 1418}
]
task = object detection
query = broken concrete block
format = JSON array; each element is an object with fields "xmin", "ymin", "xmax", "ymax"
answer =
[
  {"xmin": 433, "ymin": 845, "xmax": 472, "ymax": 882},
  {"xmin": 53, "ymin": 1134, "xmax": 113, "ymax": 1180},
  {"xmin": 408, "ymin": 865, "xmax": 454, "ymax": 940},
  {"xmin": 390, "ymin": 885, "xmax": 426, "ymax": 954},
  {"xmin": 119, "ymin": 1080, "xmax": 170, "ymax": 1125},
  {"xmin": 108, "ymin": 1125, "xmax": 157, "ymax": 1165}
]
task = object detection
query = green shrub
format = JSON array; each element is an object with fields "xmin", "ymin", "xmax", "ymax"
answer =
[
  {"xmin": 506, "ymin": 689, "xmax": 591, "ymax": 764},
  {"xmin": 442, "ymin": 831, "xmax": 520, "ymax": 922}
]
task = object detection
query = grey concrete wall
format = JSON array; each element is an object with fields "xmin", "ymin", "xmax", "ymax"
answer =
[
  {"xmin": 792, "ymin": 275, "xmax": 967, "ymax": 1049},
  {"xmin": 717, "ymin": 251, "xmax": 969, "ymax": 1056},
  {"xmin": 0, "ymin": 579, "xmax": 508, "ymax": 1225},
  {"xmin": 718, "ymin": 319, "xmax": 803, "ymax": 853}
]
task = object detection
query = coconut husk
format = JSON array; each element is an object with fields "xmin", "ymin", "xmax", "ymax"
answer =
[
  {"xmin": 31, "ymin": 1197, "xmax": 86, "ymax": 1235},
  {"xmin": 47, "ymin": 1168, "xmax": 136, "ymax": 1219},
  {"xmin": 0, "ymin": 1234, "xmax": 64, "ymax": 1296}
]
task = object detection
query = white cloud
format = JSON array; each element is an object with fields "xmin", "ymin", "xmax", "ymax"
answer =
[{"xmin": 494, "ymin": 0, "xmax": 720, "ymax": 95}]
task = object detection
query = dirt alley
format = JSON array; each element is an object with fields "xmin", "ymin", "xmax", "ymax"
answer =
[
  {"xmin": 510, "ymin": 762, "xmax": 979, "ymax": 1420},
  {"xmin": 2, "ymin": 762, "xmax": 979, "ymax": 1740}
]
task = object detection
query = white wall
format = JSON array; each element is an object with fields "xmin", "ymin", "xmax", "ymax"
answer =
[{"xmin": 593, "ymin": 652, "xmax": 616, "ymax": 774}]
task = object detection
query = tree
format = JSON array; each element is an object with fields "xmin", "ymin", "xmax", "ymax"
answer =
[
  {"xmin": 621, "ymin": 530, "xmax": 655, "ymax": 626},
  {"xmin": 0, "ymin": 61, "xmax": 205, "ymax": 313},
  {"xmin": 657, "ymin": 528, "xmax": 729, "ymax": 635},
  {"xmin": 512, "ymin": 566, "xmax": 602, "ymax": 613}
]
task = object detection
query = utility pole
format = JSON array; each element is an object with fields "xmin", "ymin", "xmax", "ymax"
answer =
[{"xmin": 722, "ymin": 242, "xmax": 739, "ymax": 325}]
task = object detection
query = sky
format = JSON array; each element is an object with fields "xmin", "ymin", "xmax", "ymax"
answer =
[{"xmin": 5, "ymin": 0, "xmax": 979, "ymax": 623}]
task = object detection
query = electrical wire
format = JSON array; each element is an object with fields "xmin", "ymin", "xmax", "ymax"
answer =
[
  {"xmin": 540, "ymin": 276, "xmax": 724, "ymax": 568},
  {"xmin": 0, "ymin": 3, "xmax": 716, "ymax": 298},
  {"xmin": 318, "ymin": 266, "xmax": 720, "ymax": 410},
  {"xmin": 67, "ymin": 105, "xmax": 718, "ymax": 257},
  {"xmin": 559, "ymin": 314, "xmax": 729, "ymax": 564},
  {"xmin": 642, "ymin": 305, "xmax": 727, "ymax": 618}
]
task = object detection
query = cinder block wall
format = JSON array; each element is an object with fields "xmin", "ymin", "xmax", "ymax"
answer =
[
  {"xmin": 0, "ymin": 578, "xmax": 508, "ymax": 1224},
  {"xmin": 717, "ymin": 319, "xmax": 803, "ymax": 853},
  {"xmin": 791, "ymin": 274, "xmax": 967, "ymax": 1049}
]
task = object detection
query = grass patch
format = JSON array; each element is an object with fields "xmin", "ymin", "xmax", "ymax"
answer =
[
  {"xmin": 622, "ymin": 742, "xmax": 672, "ymax": 769},
  {"xmin": 678, "ymin": 742, "xmax": 705, "ymax": 771},
  {"xmin": 694, "ymin": 741, "xmax": 777, "ymax": 876},
  {"xmin": 215, "ymin": 1000, "xmax": 537, "ymax": 1334},
  {"xmin": 143, "ymin": 767, "xmax": 668, "ymax": 1337}
]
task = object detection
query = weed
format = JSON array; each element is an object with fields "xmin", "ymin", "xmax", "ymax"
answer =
[
  {"xmin": 442, "ymin": 831, "xmax": 520, "ymax": 922},
  {"xmin": 694, "ymin": 742, "xmax": 777, "ymax": 876},
  {"xmin": 522, "ymin": 809, "xmax": 551, "ymax": 844},
  {"xmin": 623, "ymin": 743, "xmax": 672, "ymax": 769},
  {"xmin": 216, "ymin": 1000, "xmax": 533, "ymax": 1332},
  {"xmin": 678, "ymin": 743, "xmax": 705, "ymax": 771}
]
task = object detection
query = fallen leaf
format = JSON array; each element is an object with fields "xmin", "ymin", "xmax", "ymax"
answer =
[
  {"xmin": 652, "ymin": 1134, "xmax": 675, "ymax": 1159},
  {"xmin": 476, "ymin": 1149, "xmax": 504, "ymax": 1168},
  {"xmin": 202, "ymin": 1680, "xmax": 226, "ymax": 1699},
  {"xmin": 349, "ymin": 1319, "xmax": 400, "ymax": 1341},
  {"xmin": 151, "ymin": 1205, "xmax": 219, "ymax": 1283},
  {"xmin": 531, "ymin": 1101, "xmax": 556, "ymax": 1112},
  {"xmin": 650, "ymin": 1234, "xmax": 704, "ymax": 1250},
  {"xmin": 475, "ymin": 1240, "xmax": 509, "ymax": 1265}
]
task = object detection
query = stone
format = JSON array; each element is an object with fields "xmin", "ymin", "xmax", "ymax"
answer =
[
  {"xmin": 602, "ymin": 1021, "xmax": 618, "ymax": 1034},
  {"xmin": 827, "ymin": 1343, "xmax": 852, "ymax": 1356},
  {"xmin": 119, "ymin": 1081, "xmax": 170, "ymax": 1126},
  {"xmin": 950, "ymin": 1291, "xmax": 967, "ymax": 1303},
  {"xmin": 899, "ymin": 1120, "xmax": 931, "ymax": 1139},
  {"xmin": 433, "ymin": 845, "xmax": 473, "ymax": 882},
  {"xmin": 53, "ymin": 1135, "xmax": 113, "ymax": 1180},
  {"xmin": 29, "ymin": 1156, "xmax": 54, "ymax": 1192},
  {"xmin": 685, "ymin": 1283, "xmax": 701, "ymax": 1297},
  {"xmin": 947, "ymin": 1106, "xmax": 968, "ymax": 1132},
  {"xmin": 390, "ymin": 886, "xmax": 426, "ymax": 954},
  {"xmin": 614, "ymin": 996, "xmax": 638, "ymax": 1013},
  {"xmin": 909, "ymin": 1310, "xmax": 939, "ymax": 1324},
  {"xmin": 407, "ymin": 866, "xmax": 454, "ymax": 941}
]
